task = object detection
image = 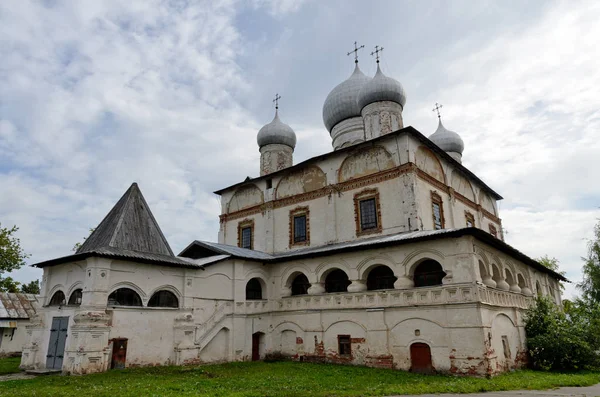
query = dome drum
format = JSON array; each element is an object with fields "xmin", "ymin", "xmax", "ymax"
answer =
[
  {"xmin": 331, "ymin": 117, "xmax": 366, "ymax": 150},
  {"xmin": 361, "ymin": 101, "xmax": 404, "ymax": 140}
]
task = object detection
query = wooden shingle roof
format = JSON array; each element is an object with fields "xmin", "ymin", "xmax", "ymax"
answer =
[{"xmin": 76, "ymin": 183, "xmax": 174, "ymax": 256}]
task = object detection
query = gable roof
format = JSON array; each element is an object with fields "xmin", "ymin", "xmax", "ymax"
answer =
[
  {"xmin": 77, "ymin": 183, "xmax": 174, "ymax": 256},
  {"xmin": 213, "ymin": 126, "xmax": 503, "ymax": 200},
  {"xmin": 0, "ymin": 293, "xmax": 40, "ymax": 319},
  {"xmin": 179, "ymin": 240, "xmax": 274, "ymax": 261}
]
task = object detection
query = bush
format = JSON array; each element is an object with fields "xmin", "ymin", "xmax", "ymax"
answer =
[{"xmin": 525, "ymin": 296, "xmax": 599, "ymax": 371}]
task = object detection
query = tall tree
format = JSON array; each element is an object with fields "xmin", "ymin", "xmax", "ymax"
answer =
[
  {"xmin": 0, "ymin": 223, "xmax": 29, "ymax": 292},
  {"xmin": 536, "ymin": 255, "xmax": 566, "ymax": 290},
  {"xmin": 578, "ymin": 219, "xmax": 600, "ymax": 304},
  {"xmin": 21, "ymin": 279, "xmax": 40, "ymax": 294}
]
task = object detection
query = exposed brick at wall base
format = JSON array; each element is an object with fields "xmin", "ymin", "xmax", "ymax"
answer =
[{"xmin": 365, "ymin": 355, "xmax": 394, "ymax": 369}]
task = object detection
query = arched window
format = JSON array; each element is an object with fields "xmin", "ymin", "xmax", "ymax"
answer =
[
  {"xmin": 367, "ymin": 265, "xmax": 397, "ymax": 291},
  {"xmin": 108, "ymin": 288, "xmax": 142, "ymax": 307},
  {"xmin": 148, "ymin": 290, "xmax": 179, "ymax": 308},
  {"xmin": 68, "ymin": 289, "xmax": 82, "ymax": 305},
  {"xmin": 325, "ymin": 269, "xmax": 350, "ymax": 293},
  {"xmin": 413, "ymin": 260, "xmax": 446, "ymax": 288},
  {"xmin": 291, "ymin": 274, "xmax": 310, "ymax": 296},
  {"xmin": 246, "ymin": 278, "xmax": 263, "ymax": 300},
  {"xmin": 49, "ymin": 291, "xmax": 66, "ymax": 306}
]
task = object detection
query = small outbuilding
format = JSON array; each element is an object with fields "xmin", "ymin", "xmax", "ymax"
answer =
[{"xmin": 0, "ymin": 293, "xmax": 40, "ymax": 356}]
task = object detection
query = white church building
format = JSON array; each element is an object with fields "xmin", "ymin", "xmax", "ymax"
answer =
[{"xmin": 20, "ymin": 49, "xmax": 565, "ymax": 376}]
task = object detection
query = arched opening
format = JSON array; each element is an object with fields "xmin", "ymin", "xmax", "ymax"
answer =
[
  {"xmin": 410, "ymin": 342, "xmax": 433, "ymax": 373},
  {"xmin": 148, "ymin": 290, "xmax": 179, "ymax": 308},
  {"xmin": 536, "ymin": 281, "xmax": 543, "ymax": 296},
  {"xmin": 324, "ymin": 269, "xmax": 351, "ymax": 293},
  {"xmin": 108, "ymin": 288, "xmax": 143, "ymax": 307},
  {"xmin": 246, "ymin": 278, "xmax": 263, "ymax": 300},
  {"xmin": 492, "ymin": 264, "xmax": 502, "ymax": 283},
  {"xmin": 413, "ymin": 260, "xmax": 446, "ymax": 288},
  {"xmin": 291, "ymin": 274, "xmax": 310, "ymax": 296},
  {"xmin": 48, "ymin": 291, "xmax": 66, "ymax": 306},
  {"xmin": 68, "ymin": 289, "xmax": 82, "ymax": 305},
  {"xmin": 517, "ymin": 274, "xmax": 527, "ymax": 289},
  {"xmin": 366, "ymin": 265, "xmax": 397, "ymax": 291},
  {"xmin": 478, "ymin": 261, "xmax": 488, "ymax": 280},
  {"xmin": 505, "ymin": 269, "xmax": 515, "ymax": 286}
]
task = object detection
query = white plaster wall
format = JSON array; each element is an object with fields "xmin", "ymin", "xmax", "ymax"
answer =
[{"xmin": 0, "ymin": 320, "xmax": 31, "ymax": 355}]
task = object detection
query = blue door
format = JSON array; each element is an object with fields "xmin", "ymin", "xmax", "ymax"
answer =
[{"xmin": 46, "ymin": 317, "xmax": 69, "ymax": 370}]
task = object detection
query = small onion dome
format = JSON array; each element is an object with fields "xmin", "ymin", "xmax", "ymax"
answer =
[
  {"xmin": 322, "ymin": 64, "xmax": 371, "ymax": 132},
  {"xmin": 257, "ymin": 109, "xmax": 297, "ymax": 149},
  {"xmin": 357, "ymin": 64, "xmax": 406, "ymax": 111},
  {"xmin": 429, "ymin": 119, "xmax": 464, "ymax": 155}
]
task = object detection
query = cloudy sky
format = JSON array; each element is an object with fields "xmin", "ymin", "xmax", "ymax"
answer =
[{"xmin": 1, "ymin": 0, "xmax": 598, "ymax": 298}]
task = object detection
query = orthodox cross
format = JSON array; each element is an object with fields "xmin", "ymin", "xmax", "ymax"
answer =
[
  {"xmin": 432, "ymin": 102, "xmax": 443, "ymax": 119},
  {"xmin": 371, "ymin": 45, "xmax": 384, "ymax": 63},
  {"xmin": 273, "ymin": 93, "xmax": 281, "ymax": 110},
  {"xmin": 347, "ymin": 41, "xmax": 365, "ymax": 64}
]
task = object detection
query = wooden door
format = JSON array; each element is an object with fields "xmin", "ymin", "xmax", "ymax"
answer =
[
  {"xmin": 46, "ymin": 317, "xmax": 69, "ymax": 370},
  {"xmin": 111, "ymin": 338, "xmax": 128, "ymax": 369},
  {"xmin": 252, "ymin": 333, "xmax": 260, "ymax": 361},
  {"xmin": 410, "ymin": 343, "xmax": 433, "ymax": 373}
]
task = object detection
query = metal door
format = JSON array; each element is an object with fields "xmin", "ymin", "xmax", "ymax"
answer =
[
  {"xmin": 111, "ymin": 338, "xmax": 128, "ymax": 369},
  {"xmin": 410, "ymin": 342, "xmax": 433, "ymax": 373},
  {"xmin": 46, "ymin": 317, "xmax": 69, "ymax": 370}
]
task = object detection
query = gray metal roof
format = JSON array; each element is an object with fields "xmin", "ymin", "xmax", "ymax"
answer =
[
  {"xmin": 0, "ymin": 293, "xmax": 40, "ymax": 319},
  {"xmin": 429, "ymin": 119, "xmax": 464, "ymax": 155},
  {"xmin": 179, "ymin": 240, "xmax": 274, "ymax": 261},
  {"xmin": 77, "ymin": 182, "xmax": 174, "ymax": 257},
  {"xmin": 257, "ymin": 110, "xmax": 297, "ymax": 148},
  {"xmin": 357, "ymin": 64, "xmax": 406, "ymax": 110},
  {"xmin": 34, "ymin": 246, "xmax": 202, "ymax": 269},
  {"xmin": 322, "ymin": 63, "xmax": 371, "ymax": 132}
]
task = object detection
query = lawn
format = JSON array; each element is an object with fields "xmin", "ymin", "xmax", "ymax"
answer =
[
  {"xmin": 1, "ymin": 361, "xmax": 598, "ymax": 397},
  {"xmin": 0, "ymin": 356, "xmax": 21, "ymax": 375}
]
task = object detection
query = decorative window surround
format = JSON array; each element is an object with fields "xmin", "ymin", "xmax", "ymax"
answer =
[
  {"xmin": 431, "ymin": 192, "xmax": 445, "ymax": 230},
  {"xmin": 237, "ymin": 219, "xmax": 255, "ymax": 249},
  {"xmin": 353, "ymin": 188, "xmax": 382, "ymax": 237},
  {"xmin": 289, "ymin": 206, "xmax": 310, "ymax": 247}
]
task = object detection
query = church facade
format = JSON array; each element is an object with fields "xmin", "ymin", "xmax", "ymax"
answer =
[{"xmin": 20, "ymin": 51, "xmax": 564, "ymax": 376}]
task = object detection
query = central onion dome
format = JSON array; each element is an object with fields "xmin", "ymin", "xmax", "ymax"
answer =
[
  {"xmin": 357, "ymin": 64, "xmax": 406, "ymax": 110},
  {"xmin": 257, "ymin": 109, "xmax": 297, "ymax": 149},
  {"xmin": 322, "ymin": 64, "xmax": 371, "ymax": 132},
  {"xmin": 429, "ymin": 119, "xmax": 465, "ymax": 161}
]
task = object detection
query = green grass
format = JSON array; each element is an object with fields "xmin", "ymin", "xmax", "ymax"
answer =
[
  {"xmin": 0, "ymin": 361, "xmax": 598, "ymax": 396},
  {"xmin": 0, "ymin": 356, "xmax": 21, "ymax": 375}
]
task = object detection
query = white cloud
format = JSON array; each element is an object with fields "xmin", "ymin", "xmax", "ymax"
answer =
[{"xmin": 1, "ymin": 0, "xmax": 598, "ymax": 302}]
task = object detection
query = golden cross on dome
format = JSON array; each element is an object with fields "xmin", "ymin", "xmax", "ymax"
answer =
[
  {"xmin": 347, "ymin": 41, "xmax": 365, "ymax": 64},
  {"xmin": 432, "ymin": 102, "xmax": 443, "ymax": 119},
  {"xmin": 371, "ymin": 45, "xmax": 384, "ymax": 63},
  {"xmin": 273, "ymin": 93, "xmax": 281, "ymax": 110}
]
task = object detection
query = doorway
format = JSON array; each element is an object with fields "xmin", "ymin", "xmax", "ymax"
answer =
[
  {"xmin": 111, "ymin": 338, "xmax": 128, "ymax": 369},
  {"xmin": 46, "ymin": 317, "xmax": 69, "ymax": 370},
  {"xmin": 251, "ymin": 332, "xmax": 264, "ymax": 361},
  {"xmin": 410, "ymin": 342, "xmax": 433, "ymax": 373}
]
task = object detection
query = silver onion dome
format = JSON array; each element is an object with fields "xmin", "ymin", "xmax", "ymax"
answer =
[
  {"xmin": 322, "ymin": 64, "xmax": 371, "ymax": 132},
  {"xmin": 429, "ymin": 119, "xmax": 464, "ymax": 154},
  {"xmin": 257, "ymin": 109, "xmax": 297, "ymax": 149},
  {"xmin": 357, "ymin": 64, "xmax": 406, "ymax": 111}
]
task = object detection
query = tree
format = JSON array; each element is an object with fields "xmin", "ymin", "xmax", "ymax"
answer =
[
  {"xmin": 578, "ymin": 220, "xmax": 600, "ymax": 304},
  {"xmin": 0, "ymin": 223, "xmax": 29, "ymax": 292},
  {"xmin": 72, "ymin": 228, "xmax": 95, "ymax": 252},
  {"xmin": 536, "ymin": 255, "xmax": 566, "ymax": 290},
  {"xmin": 21, "ymin": 279, "xmax": 40, "ymax": 294}
]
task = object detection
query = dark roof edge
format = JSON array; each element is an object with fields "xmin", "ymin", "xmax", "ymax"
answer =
[
  {"xmin": 178, "ymin": 240, "xmax": 232, "ymax": 257},
  {"xmin": 213, "ymin": 126, "xmax": 503, "ymax": 200},
  {"xmin": 32, "ymin": 251, "xmax": 199, "ymax": 270}
]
